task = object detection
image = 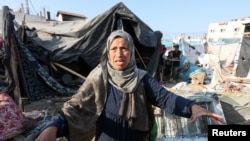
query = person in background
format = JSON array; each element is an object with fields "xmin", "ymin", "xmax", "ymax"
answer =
[
  {"xmin": 160, "ymin": 44, "xmax": 167, "ymax": 65},
  {"xmin": 35, "ymin": 30, "xmax": 225, "ymax": 141},
  {"xmin": 167, "ymin": 43, "xmax": 182, "ymax": 82}
]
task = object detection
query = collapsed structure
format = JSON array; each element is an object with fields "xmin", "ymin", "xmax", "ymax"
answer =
[{"xmin": 1, "ymin": 2, "xmax": 162, "ymax": 104}]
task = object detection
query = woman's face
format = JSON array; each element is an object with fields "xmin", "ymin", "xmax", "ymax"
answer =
[{"xmin": 108, "ymin": 37, "xmax": 131, "ymax": 71}]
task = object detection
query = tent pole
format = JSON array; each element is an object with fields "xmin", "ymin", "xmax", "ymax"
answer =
[
  {"xmin": 134, "ymin": 46, "xmax": 146, "ymax": 69},
  {"xmin": 52, "ymin": 62, "xmax": 86, "ymax": 80}
]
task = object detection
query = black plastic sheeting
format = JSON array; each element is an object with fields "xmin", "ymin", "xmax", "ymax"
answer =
[
  {"xmin": 26, "ymin": 2, "xmax": 162, "ymax": 77},
  {"xmin": 1, "ymin": 2, "xmax": 163, "ymax": 101}
]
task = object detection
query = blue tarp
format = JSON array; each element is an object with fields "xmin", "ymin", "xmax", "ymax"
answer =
[
  {"xmin": 177, "ymin": 56, "xmax": 206, "ymax": 82},
  {"xmin": 161, "ymin": 40, "xmax": 173, "ymax": 48}
]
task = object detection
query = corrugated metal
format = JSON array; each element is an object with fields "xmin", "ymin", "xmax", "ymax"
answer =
[{"xmin": 156, "ymin": 92, "xmax": 226, "ymax": 141}]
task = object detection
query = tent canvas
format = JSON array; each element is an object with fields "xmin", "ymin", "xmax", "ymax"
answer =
[
  {"xmin": 2, "ymin": 2, "xmax": 162, "ymax": 100},
  {"xmin": 20, "ymin": 2, "xmax": 161, "ymax": 71}
]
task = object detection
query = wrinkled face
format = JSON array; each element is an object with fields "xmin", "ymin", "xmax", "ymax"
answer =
[{"xmin": 108, "ymin": 37, "xmax": 131, "ymax": 71}]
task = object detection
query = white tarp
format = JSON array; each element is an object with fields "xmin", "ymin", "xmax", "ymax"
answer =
[
  {"xmin": 179, "ymin": 38, "xmax": 205, "ymax": 64},
  {"xmin": 207, "ymin": 43, "xmax": 241, "ymax": 67}
]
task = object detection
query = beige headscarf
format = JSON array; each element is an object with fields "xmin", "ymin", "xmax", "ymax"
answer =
[{"xmin": 62, "ymin": 30, "xmax": 149, "ymax": 141}]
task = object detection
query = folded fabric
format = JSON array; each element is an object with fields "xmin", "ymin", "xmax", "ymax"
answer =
[{"xmin": 0, "ymin": 93, "xmax": 25, "ymax": 140}]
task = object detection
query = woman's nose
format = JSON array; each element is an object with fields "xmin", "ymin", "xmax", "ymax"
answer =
[{"xmin": 116, "ymin": 49, "xmax": 123, "ymax": 56}]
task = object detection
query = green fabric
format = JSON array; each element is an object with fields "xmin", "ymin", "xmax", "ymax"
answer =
[{"xmin": 145, "ymin": 117, "xmax": 158, "ymax": 141}]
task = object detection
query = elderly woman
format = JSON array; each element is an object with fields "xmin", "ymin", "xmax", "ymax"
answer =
[{"xmin": 35, "ymin": 30, "xmax": 225, "ymax": 141}]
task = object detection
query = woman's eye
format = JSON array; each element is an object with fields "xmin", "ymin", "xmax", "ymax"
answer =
[{"xmin": 121, "ymin": 47, "xmax": 129, "ymax": 52}]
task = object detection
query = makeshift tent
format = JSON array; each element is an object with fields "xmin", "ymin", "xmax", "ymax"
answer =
[
  {"xmin": 1, "ymin": 2, "xmax": 162, "ymax": 101},
  {"xmin": 179, "ymin": 38, "xmax": 205, "ymax": 64},
  {"xmin": 176, "ymin": 38, "xmax": 206, "ymax": 82}
]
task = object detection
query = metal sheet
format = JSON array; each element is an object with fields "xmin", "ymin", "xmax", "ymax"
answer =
[{"xmin": 156, "ymin": 92, "xmax": 226, "ymax": 141}]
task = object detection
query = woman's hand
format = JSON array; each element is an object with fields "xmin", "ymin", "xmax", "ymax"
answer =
[
  {"xmin": 35, "ymin": 126, "xmax": 58, "ymax": 141},
  {"xmin": 190, "ymin": 104, "xmax": 226, "ymax": 125}
]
